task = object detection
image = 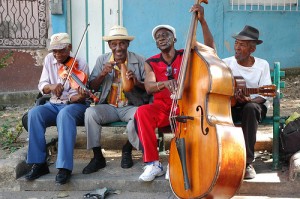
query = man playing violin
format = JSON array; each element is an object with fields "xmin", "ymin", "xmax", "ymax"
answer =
[
  {"xmin": 25, "ymin": 33, "xmax": 90, "ymax": 185},
  {"xmin": 82, "ymin": 25, "xmax": 150, "ymax": 174},
  {"xmin": 134, "ymin": 4, "xmax": 215, "ymax": 182},
  {"xmin": 223, "ymin": 25, "xmax": 272, "ymax": 179}
]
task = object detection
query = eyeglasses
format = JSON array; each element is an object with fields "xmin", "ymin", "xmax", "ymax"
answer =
[
  {"xmin": 166, "ymin": 65, "xmax": 174, "ymax": 80},
  {"xmin": 155, "ymin": 32, "xmax": 171, "ymax": 41}
]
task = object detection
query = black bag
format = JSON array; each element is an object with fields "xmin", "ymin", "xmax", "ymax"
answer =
[{"xmin": 280, "ymin": 117, "xmax": 300, "ymax": 154}]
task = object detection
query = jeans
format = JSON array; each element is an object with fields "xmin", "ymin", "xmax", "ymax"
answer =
[{"xmin": 27, "ymin": 102, "xmax": 89, "ymax": 170}]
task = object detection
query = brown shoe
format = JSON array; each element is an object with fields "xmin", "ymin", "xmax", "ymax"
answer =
[{"xmin": 244, "ymin": 164, "xmax": 256, "ymax": 179}]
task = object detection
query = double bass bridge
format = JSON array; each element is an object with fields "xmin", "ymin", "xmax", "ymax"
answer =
[
  {"xmin": 175, "ymin": 115, "xmax": 194, "ymax": 123},
  {"xmin": 175, "ymin": 105, "xmax": 210, "ymax": 136}
]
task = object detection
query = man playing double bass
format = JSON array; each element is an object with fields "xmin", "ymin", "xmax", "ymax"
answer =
[
  {"xmin": 134, "ymin": 4, "xmax": 215, "ymax": 182},
  {"xmin": 223, "ymin": 25, "xmax": 272, "ymax": 179}
]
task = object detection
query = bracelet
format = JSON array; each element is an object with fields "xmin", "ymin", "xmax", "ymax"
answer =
[{"xmin": 156, "ymin": 82, "xmax": 161, "ymax": 91}]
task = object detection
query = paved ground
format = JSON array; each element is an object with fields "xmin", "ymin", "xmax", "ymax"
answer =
[{"xmin": 0, "ymin": 191, "xmax": 298, "ymax": 199}]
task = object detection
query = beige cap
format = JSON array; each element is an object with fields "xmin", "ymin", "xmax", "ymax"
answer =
[
  {"xmin": 103, "ymin": 25, "xmax": 134, "ymax": 41},
  {"xmin": 49, "ymin": 33, "xmax": 71, "ymax": 51}
]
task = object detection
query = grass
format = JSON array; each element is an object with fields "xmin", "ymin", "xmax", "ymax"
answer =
[
  {"xmin": 0, "ymin": 51, "xmax": 13, "ymax": 69},
  {"xmin": 0, "ymin": 107, "xmax": 25, "ymax": 154}
]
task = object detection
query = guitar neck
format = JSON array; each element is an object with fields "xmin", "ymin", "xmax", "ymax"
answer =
[{"xmin": 238, "ymin": 87, "xmax": 260, "ymax": 96}]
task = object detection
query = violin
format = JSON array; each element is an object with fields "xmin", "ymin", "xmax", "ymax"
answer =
[
  {"xmin": 57, "ymin": 24, "xmax": 99, "ymax": 103},
  {"xmin": 58, "ymin": 57, "xmax": 99, "ymax": 103},
  {"xmin": 58, "ymin": 57, "xmax": 88, "ymax": 89}
]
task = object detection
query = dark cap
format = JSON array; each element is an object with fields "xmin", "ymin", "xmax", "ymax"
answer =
[{"xmin": 232, "ymin": 25, "xmax": 263, "ymax": 45}]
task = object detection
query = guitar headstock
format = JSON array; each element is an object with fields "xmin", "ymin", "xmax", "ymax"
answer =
[{"xmin": 259, "ymin": 84, "xmax": 277, "ymax": 97}]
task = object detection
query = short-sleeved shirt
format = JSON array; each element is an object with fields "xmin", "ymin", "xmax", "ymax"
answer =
[
  {"xmin": 89, "ymin": 51, "xmax": 150, "ymax": 106},
  {"xmin": 223, "ymin": 56, "xmax": 272, "ymax": 107}
]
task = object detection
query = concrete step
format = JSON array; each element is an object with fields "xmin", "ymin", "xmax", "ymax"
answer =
[
  {"xmin": 23, "ymin": 124, "xmax": 274, "ymax": 153},
  {"xmin": 70, "ymin": 125, "xmax": 274, "ymax": 152},
  {"xmin": 14, "ymin": 124, "xmax": 295, "ymax": 198},
  {"xmin": 16, "ymin": 149, "xmax": 300, "ymax": 197}
]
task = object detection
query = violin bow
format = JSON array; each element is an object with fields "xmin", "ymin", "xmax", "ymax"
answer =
[{"xmin": 62, "ymin": 23, "xmax": 90, "ymax": 87}]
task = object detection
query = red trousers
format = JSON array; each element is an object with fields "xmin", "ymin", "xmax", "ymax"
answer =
[{"xmin": 134, "ymin": 99, "xmax": 172, "ymax": 162}]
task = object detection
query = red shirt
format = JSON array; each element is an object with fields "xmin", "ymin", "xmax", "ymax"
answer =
[{"xmin": 146, "ymin": 49, "xmax": 183, "ymax": 105}]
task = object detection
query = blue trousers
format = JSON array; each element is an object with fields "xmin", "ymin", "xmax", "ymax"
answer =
[{"xmin": 27, "ymin": 102, "xmax": 89, "ymax": 170}]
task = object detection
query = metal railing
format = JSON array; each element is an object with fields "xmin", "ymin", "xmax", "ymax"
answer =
[
  {"xmin": 231, "ymin": 0, "xmax": 299, "ymax": 11},
  {"xmin": 0, "ymin": 0, "xmax": 48, "ymax": 48}
]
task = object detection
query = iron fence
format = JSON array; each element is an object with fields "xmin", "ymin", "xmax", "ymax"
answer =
[{"xmin": 0, "ymin": 0, "xmax": 48, "ymax": 48}]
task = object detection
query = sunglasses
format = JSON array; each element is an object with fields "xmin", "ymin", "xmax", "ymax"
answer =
[{"xmin": 166, "ymin": 65, "xmax": 174, "ymax": 80}]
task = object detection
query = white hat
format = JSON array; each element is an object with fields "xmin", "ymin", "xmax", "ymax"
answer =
[
  {"xmin": 103, "ymin": 25, "xmax": 134, "ymax": 41},
  {"xmin": 152, "ymin": 25, "xmax": 176, "ymax": 41},
  {"xmin": 49, "ymin": 33, "xmax": 71, "ymax": 51}
]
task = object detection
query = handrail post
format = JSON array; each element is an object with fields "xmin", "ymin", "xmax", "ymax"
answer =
[{"xmin": 272, "ymin": 62, "xmax": 281, "ymax": 170}]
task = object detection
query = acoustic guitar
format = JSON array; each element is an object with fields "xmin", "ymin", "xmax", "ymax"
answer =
[{"xmin": 231, "ymin": 76, "xmax": 276, "ymax": 106}]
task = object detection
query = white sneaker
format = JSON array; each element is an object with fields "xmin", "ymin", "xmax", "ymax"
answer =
[
  {"xmin": 139, "ymin": 161, "xmax": 165, "ymax": 182},
  {"xmin": 165, "ymin": 163, "xmax": 169, "ymax": 180}
]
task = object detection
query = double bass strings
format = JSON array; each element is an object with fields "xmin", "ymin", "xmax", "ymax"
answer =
[{"xmin": 169, "ymin": 7, "xmax": 195, "ymax": 135}]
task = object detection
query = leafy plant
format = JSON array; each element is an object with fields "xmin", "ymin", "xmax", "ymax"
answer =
[
  {"xmin": 0, "ymin": 50, "xmax": 13, "ymax": 69},
  {"xmin": 0, "ymin": 114, "xmax": 24, "ymax": 153}
]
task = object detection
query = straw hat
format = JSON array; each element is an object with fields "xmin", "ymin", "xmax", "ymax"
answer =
[
  {"xmin": 49, "ymin": 33, "xmax": 71, "ymax": 51},
  {"xmin": 232, "ymin": 25, "xmax": 263, "ymax": 45},
  {"xmin": 103, "ymin": 25, "xmax": 134, "ymax": 41},
  {"xmin": 152, "ymin": 25, "xmax": 176, "ymax": 41}
]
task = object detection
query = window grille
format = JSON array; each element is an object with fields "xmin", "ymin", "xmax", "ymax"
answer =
[
  {"xmin": 0, "ymin": 0, "xmax": 48, "ymax": 48},
  {"xmin": 231, "ymin": 0, "xmax": 299, "ymax": 11}
]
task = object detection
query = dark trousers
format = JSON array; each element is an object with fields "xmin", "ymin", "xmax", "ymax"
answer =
[{"xmin": 232, "ymin": 102, "xmax": 267, "ymax": 164}]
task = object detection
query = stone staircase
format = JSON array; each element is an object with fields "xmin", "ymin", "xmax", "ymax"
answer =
[{"xmin": 5, "ymin": 125, "xmax": 300, "ymax": 198}]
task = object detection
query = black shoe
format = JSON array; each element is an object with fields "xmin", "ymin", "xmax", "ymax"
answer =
[
  {"xmin": 25, "ymin": 163, "xmax": 49, "ymax": 181},
  {"xmin": 82, "ymin": 157, "xmax": 106, "ymax": 174},
  {"xmin": 121, "ymin": 151, "xmax": 133, "ymax": 169},
  {"xmin": 55, "ymin": 168, "xmax": 72, "ymax": 185}
]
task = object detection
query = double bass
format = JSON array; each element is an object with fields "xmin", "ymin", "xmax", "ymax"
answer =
[{"xmin": 168, "ymin": 0, "xmax": 246, "ymax": 198}]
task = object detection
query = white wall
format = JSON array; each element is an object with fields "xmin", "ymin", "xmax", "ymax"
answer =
[{"xmin": 70, "ymin": 0, "xmax": 121, "ymax": 73}]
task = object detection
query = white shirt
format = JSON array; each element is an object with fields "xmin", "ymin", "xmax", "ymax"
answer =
[
  {"xmin": 223, "ymin": 56, "xmax": 272, "ymax": 107},
  {"xmin": 38, "ymin": 53, "xmax": 88, "ymax": 104}
]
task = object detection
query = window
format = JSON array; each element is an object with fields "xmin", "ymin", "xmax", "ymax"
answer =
[
  {"xmin": 231, "ymin": 0, "xmax": 299, "ymax": 11},
  {"xmin": 0, "ymin": 0, "xmax": 48, "ymax": 48}
]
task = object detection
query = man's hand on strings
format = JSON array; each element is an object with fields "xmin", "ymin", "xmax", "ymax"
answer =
[
  {"xmin": 166, "ymin": 79, "xmax": 178, "ymax": 93},
  {"xmin": 78, "ymin": 87, "xmax": 88, "ymax": 98},
  {"xmin": 190, "ymin": 4, "xmax": 205, "ymax": 23},
  {"xmin": 236, "ymin": 89, "xmax": 251, "ymax": 104}
]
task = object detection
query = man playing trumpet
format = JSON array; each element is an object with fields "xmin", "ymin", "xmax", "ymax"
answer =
[{"xmin": 82, "ymin": 25, "xmax": 150, "ymax": 174}]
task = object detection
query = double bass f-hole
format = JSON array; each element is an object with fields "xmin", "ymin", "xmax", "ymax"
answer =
[{"xmin": 196, "ymin": 105, "xmax": 209, "ymax": 135}]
